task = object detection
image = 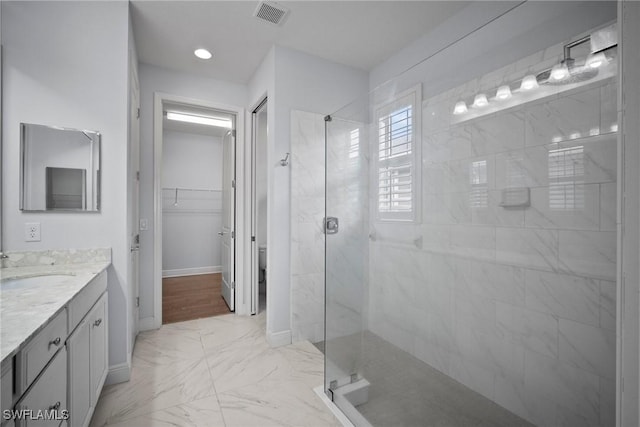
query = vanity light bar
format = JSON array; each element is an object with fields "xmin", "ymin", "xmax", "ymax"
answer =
[
  {"xmin": 166, "ymin": 111, "xmax": 232, "ymax": 128},
  {"xmin": 452, "ymin": 74, "xmax": 541, "ymax": 115}
]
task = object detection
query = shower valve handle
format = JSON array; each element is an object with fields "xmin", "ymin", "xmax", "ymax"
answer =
[{"xmin": 324, "ymin": 217, "xmax": 339, "ymax": 235}]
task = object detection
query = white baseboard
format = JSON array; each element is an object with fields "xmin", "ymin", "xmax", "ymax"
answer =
[
  {"xmin": 162, "ymin": 266, "xmax": 221, "ymax": 278},
  {"xmin": 139, "ymin": 316, "xmax": 159, "ymax": 332},
  {"xmin": 267, "ymin": 329, "xmax": 292, "ymax": 348},
  {"xmin": 105, "ymin": 361, "xmax": 131, "ymax": 385}
]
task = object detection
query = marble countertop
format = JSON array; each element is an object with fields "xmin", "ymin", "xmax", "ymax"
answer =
[{"xmin": 0, "ymin": 261, "xmax": 110, "ymax": 364}]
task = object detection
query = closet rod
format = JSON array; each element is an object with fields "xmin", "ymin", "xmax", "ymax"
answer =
[{"xmin": 162, "ymin": 187, "xmax": 222, "ymax": 192}]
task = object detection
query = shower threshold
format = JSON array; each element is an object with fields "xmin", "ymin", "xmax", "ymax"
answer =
[{"xmin": 314, "ymin": 383, "xmax": 373, "ymax": 427}]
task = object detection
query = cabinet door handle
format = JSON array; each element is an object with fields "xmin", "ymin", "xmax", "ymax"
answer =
[
  {"xmin": 48, "ymin": 401, "xmax": 61, "ymax": 411},
  {"xmin": 94, "ymin": 318, "xmax": 102, "ymax": 327},
  {"xmin": 49, "ymin": 337, "xmax": 61, "ymax": 349}
]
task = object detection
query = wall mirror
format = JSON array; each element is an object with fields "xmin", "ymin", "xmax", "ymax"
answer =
[{"xmin": 20, "ymin": 123, "xmax": 101, "ymax": 212}]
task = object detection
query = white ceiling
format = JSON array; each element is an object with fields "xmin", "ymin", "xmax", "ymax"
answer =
[{"xmin": 131, "ymin": 1, "xmax": 470, "ymax": 84}]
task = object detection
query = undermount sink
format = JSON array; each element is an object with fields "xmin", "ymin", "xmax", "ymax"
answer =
[{"xmin": 1, "ymin": 274, "xmax": 74, "ymax": 291}]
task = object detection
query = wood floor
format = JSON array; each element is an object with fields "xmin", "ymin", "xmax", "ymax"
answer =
[{"xmin": 162, "ymin": 273, "xmax": 231, "ymax": 324}]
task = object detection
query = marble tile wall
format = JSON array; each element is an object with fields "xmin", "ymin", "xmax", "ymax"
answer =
[
  {"xmin": 290, "ymin": 110, "xmax": 326, "ymax": 344},
  {"xmin": 291, "ymin": 110, "xmax": 369, "ymax": 346},
  {"xmin": 367, "ymin": 32, "xmax": 617, "ymax": 427}
]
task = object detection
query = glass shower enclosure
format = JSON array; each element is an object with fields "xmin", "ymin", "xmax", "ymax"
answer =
[{"xmin": 324, "ymin": 3, "xmax": 618, "ymax": 426}]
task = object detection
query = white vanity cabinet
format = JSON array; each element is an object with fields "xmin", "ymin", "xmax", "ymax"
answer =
[
  {"xmin": 88, "ymin": 294, "xmax": 107, "ymax": 406},
  {"xmin": 67, "ymin": 272, "xmax": 108, "ymax": 427},
  {"xmin": 1, "ymin": 361, "xmax": 15, "ymax": 427},
  {"xmin": 67, "ymin": 320, "xmax": 91, "ymax": 427},
  {"xmin": 1, "ymin": 270, "xmax": 108, "ymax": 427}
]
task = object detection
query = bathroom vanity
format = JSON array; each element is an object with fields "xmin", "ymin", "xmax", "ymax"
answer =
[{"xmin": 0, "ymin": 250, "xmax": 110, "ymax": 427}]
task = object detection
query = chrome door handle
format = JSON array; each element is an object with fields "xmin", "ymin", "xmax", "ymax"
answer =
[
  {"xmin": 130, "ymin": 245, "xmax": 140, "ymax": 252},
  {"xmin": 218, "ymin": 231, "xmax": 225, "ymax": 236},
  {"xmin": 49, "ymin": 337, "xmax": 61, "ymax": 349},
  {"xmin": 49, "ymin": 401, "xmax": 61, "ymax": 411},
  {"xmin": 94, "ymin": 318, "xmax": 102, "ymax": 327}
]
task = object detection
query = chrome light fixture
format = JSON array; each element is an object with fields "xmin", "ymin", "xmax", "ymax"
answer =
[
  {"xmin": 585, "ymin": 51, "xmax": 607, "ymax": 68},
  {"xmin": 520, "ymin": 75, "xmax": 539, "ymax": 91},
  {"xmin": 473, "ymin": 94, "xmax": 489, "ymax": 108},
  {"xmin": 496, "ymin": 85, "xmax": 512, "ymax": 100},
  {"xmin": 550, "ymin": 62, "xmax": 570, "ymax": 81},
  {"xmin": 453, "ymin": 101, "xmax": 468, "ymax": 115}
]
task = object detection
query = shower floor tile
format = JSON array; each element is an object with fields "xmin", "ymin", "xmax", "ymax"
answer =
[{"xmin": 349, "ymin": 331, "xmax": 536, "ymax": 427}]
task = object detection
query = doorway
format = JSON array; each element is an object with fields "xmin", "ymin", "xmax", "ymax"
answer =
[
  {"xmin": 152, "ymin": 95, "xmax": 243, "ymax": 326},
  {"xmin": 251, "ymin": 98, "xmax": 268, "ymax": 315}
]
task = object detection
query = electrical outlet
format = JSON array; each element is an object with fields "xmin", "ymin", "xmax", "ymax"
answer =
[{"xmin": 25, "ymin": 222, "xmax": 41, "ymax": 242}]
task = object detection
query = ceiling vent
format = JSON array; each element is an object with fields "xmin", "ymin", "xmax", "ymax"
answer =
[{"xmin": 254, "ymin": 1, "xmax": 289, "ymax": 26}]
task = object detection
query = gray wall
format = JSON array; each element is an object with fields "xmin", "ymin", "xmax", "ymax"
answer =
[{"xmin": 1, "ymin": 1, "xmax": 131, "ymax": 369}]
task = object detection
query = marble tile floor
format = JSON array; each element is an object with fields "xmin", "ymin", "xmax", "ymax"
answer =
[{"xmin": 90, "ymin": 312, "xmax": 341, "ymax": 427}]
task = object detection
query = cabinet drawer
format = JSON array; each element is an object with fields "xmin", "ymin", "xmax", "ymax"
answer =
[
  {"xmin": 1, "ymin": 359, "xmax": 14, "ymax": 425},
  {"xmin": 16, "ymin": 310, "xmax": 67, "ymax": 395},
  {"xmin": 15, "ymin": 347, "xmax": 67, "ymax": 427},
  {"xmin": 68, "ymin": 271, "xmax": 106, "ymax": 333}
]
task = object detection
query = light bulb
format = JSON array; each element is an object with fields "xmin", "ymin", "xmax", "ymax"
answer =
[
  {"xmin": 496, "ymin": 85, "xmax": 512, "ymax": 100},
  {"xmin": 520, "ymin": 75, "xmax": 539, "ymax": 91},
  {"xmin": 194, "ymin": 48, "xmax": 212, "ymax": 60},
  {"xmin": 453, "ymin": 101, "xmax": 468, "ymax": 115},
  {"xmin": 550, "ymin": 62, "xmax": 569, "ymax": 81},
  {"xmin": 586, "ymin": 52, "xmax": 607, "ymax": 69},
  {"xmin": 473, "ymin": 94, "xmax": 489, "ymax": 108}
]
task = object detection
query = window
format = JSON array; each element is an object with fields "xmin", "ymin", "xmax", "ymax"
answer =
[
  {"xmin": 349, "ymin": 128, "xmax": 360, "ymax": 160},
  {"xmin": 548, "ymin": 145, "xmax": 585, "ymax": 210},
  {"xmin": 375, "ymin": 85, "xmax": 421, "ymax": 221},
  {"xmin": 470, "ymin": 160, "xmax": 488, "ymax": 208}
]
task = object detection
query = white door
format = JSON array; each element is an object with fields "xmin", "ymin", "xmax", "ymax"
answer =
[
  {"xmin": 221, "ymin": 129, "xmax": 236, "ymax": 311},
  {"xmin": 129, "ymin": 55, "xmax": 140, "ymax": 348}
]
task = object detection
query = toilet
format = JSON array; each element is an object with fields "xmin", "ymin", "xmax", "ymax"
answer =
[{"xmin": 258, "ymin": 245, "xmax": 267, "ymax": 284}]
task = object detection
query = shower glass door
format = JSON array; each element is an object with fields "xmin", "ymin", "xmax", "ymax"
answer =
[
  {"xmin": 325, "ymin": 3, "xmax": 618, "ymax": 426},
  {"xmin": 324, "ymin": 105, "xmax": 370, "ymax": 422}
]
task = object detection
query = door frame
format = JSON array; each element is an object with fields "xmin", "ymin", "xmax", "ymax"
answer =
[
  {"xmin": 250, "ymin": 97, "xmax": 268, "ymax": 315},
  {"xmin": 151, "ymin": 93, "xmax": 246, "ymax": 328},
  {"xmin": 221, "ymin": 129, "xmax": 237, "ymax": 311},
  {"xmin": 128, "ymin": 44, "xmax": 140, "ymax": 351}
]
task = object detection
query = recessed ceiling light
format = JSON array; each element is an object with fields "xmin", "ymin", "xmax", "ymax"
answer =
[{"xmin": 194, "ymin": 48, "xmax": 212, "ymax": 60}]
